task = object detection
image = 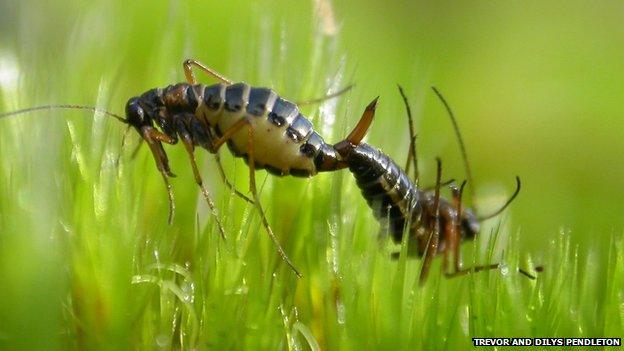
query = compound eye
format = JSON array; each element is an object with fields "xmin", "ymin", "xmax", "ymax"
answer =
[{"xmin": 125, "ymin": 98, "xmax": 146, "ymax": 126}]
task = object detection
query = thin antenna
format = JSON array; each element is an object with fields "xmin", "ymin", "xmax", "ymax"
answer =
[
  {"xmin": 430, "ymin": 87, "xmax": 473, "ymax": 198},
  {"xmin": 477, "ymin": 176, "xmax": 521, "ymax": 221},
  {"xmin": 0, "ymin": 104, "xmax": 126, "ymax": 123},
  {"xmin": 397, "ymin": 85, "xmax": 419, "ymax": 185}
]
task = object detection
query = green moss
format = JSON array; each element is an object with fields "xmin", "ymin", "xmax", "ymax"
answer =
[{"xmin": 0, "ymin": 0, "xmax": 622, "ymax": 349}]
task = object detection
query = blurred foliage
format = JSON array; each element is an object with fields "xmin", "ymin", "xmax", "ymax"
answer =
[{"xmin": 0, "ymin": 0, "xmax": 622, "ymax": 349}]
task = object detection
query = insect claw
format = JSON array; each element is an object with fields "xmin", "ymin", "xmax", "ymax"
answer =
[
  {"xmin": 368, "ymin": 96, "xmax": 379, "ymax": 112},
  {"xmin": 335, "ymin": 96, "xmax": 379, "ymax": 151}
]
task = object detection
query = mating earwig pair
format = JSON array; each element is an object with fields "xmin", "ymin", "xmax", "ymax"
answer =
[{"xmin": 0, "ymin": 59, "xmax": 525, "ymax": 281}]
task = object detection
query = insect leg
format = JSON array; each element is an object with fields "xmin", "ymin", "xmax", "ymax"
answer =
[
  {"xmin": 451, "ymin": 181, "xmax": 467, "ymax": 273},
  {"xmin": 202, "ymin": 118, "xmax": 256, "ymax": 203},
  {"xmin": 435, "ymin": 180, "xmax": 500, "ymax": 278},
  {"xmin": 197, "ymin": 117, "xmax": 295, "ymax": 266},
  {"xmin": 440, "ymin": 214, "xmax": 453, "ymax": 275},
  {"xmin": 439, "ymin": 183, "xmax": 461, "ymax": 275},
  {"xmin": 180, "ymin": 60, "xmax": 252, "ymax": 204},
  {"xmin": 295, "ymin": 84, "xmax": 354, "ymax": 106},
  {"xmin": 141, "ymin": 126, "xmax": 177, "ymax": 224},
  {"xmin": 214, "ymin": 153, "xmax": 254, "ymax": 204},
  {"xmin": 418, "ymin": 158, "xmax": 443, "ymax": 285},
  {"xmin": 177, "ymin": 122, "xmax": 227, "ymax": 240},
  {"xmin": 246, "ymin": 123, "xmax": 302, "ymax": 278},
  {"xmin": 446, "ymin": 263, "xmax": 501, "ymax": 278},
  {"xmin": 210, "ymin": 118, "xmax": 249, "ymax": 150},
  {"xmin": 442, "ymin": 180, "xmax": 499, "ymax": 277},
  {"xmin": 183, "ymin": 59, "xmax": 232, "ymax": 85},
  {"xmin": 447, "ymin": 179, "xmax": 535, "ymax": 278}
]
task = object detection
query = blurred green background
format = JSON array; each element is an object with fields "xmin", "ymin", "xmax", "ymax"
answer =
[
  {"xmin": 0, "ymin": 0, "xmax": 622, "ymax": 348},
  {"xmin": 2, "ymin": 0, "xmax": 621, "ymax": 248},
  {"xmin": 336, "ymin": 1, "xmax": 624, "ymax": 249}
]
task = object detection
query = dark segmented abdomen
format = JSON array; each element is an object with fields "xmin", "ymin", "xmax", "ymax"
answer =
[{"xmin": 347, "ymin": 143, "xmax": 422, "ymax": 242}]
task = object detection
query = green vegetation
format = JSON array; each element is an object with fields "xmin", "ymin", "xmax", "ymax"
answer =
[{"xmin": 0, "ymin": 0, "xmax": 622, "ymax": 349}]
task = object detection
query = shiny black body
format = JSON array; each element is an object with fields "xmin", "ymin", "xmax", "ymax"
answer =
[{"xmin": 340, "ymin": 142, "xmax": 479, "ymax": 255}]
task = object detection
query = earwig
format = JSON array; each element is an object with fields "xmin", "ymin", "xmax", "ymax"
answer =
[
  {"xmin": 333, "ymin": 89, "xmax": 524, "ymax": 284},
  {"xmin": 0, "ymin": 58, "xmax": 358, "ymax": 278}
]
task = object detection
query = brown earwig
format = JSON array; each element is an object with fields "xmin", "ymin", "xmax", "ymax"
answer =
[
  {"xmin": 0, "ymin": 58, "xmax": 359, "ymax": 278},
  {"xmin": 333, "ymin": 88, "xmax": 525, "ymax": 284}
]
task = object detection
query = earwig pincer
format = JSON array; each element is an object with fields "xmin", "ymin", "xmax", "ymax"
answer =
[
  {"xmin": 333, "ymin": 89, "xmax": 523, "ymax": 284},
  {"xmin": 0, "ymin": 59, "xmax": 356, "ymax": 277}
]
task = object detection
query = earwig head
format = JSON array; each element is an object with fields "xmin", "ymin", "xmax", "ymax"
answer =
[
  {"xmin": 461, "ymin": 208, "xmax": 480, "ymax": 239},
  {"xmin": 125, "ymin": 97, "xmax": 148, "ymax": 129},
  {"xmin": 334, "ymin": 96, "xmax": 379, "ymax": 158}
]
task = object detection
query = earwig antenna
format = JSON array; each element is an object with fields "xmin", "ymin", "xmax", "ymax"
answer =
[
  {"xmin": 430, "ymin": 87, "xmax": 474, "ymax": 198},
  {"xmin": 397, "ymin": 85, "xmax": 419, "ymax": 185},
  {"xmin": 477, "ymin": 176, "xmax": 521, "ymax": 221},
  {"xmin": 0, "ymin": 104, "xmax": 126, "ymax": 123}
]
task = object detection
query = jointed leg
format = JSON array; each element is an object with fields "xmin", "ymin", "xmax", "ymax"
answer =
[
  {"xmin": 440, "ymin": 181, "xmax": 463, "ymax": 275},
  {"xmin": 141, "ymin": 126, "xmax": 177, "ymax": 224},
  {"xmin": 445, "ymin": 263, "xmax": 501, "ymax": 278},
  {"xmin": 180, "ymin": 59, "xmax": 252, "ymax": 204},
  {"xmin": 179, "ymin": 129, "xmax": 227, "ymax": 240},
  {"xmin": 441, "ymin": 180, "xmax": 527, "ymax": 279},
  {"xmin": 441, "ymin": 218, "xmax": 454, "ymax": 275},
  {"xmin": 444, "ymin": 180, "xmax": 499, "ymax": 278},
  {"xmin": 183, "ymin": 59, "xmax": 232, "ymax": 85},
  {"xmin": 418, "ymin": 158, "xmax": 443, "ymax": 285},
  {"xmin": 451, "ymin": 181, "xmax": 466, "ymax": 273},
  {"xmin": 246, "ymin": 124, "xmax": 302, "ymax": 278},
  {"xmin": 210, "ymin": 118, "xmax": 249, "ymax": 151},
  {"xmin": 214, "ymin": 153, "xmax": 254, "ymax": 204},
  {"xmin": 208, "ymin": 118, "xmax": 255, "ymax": 204},
  {"xmin": 295, "ymin": 84, "xmax": 354, "ymax": 106}
]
